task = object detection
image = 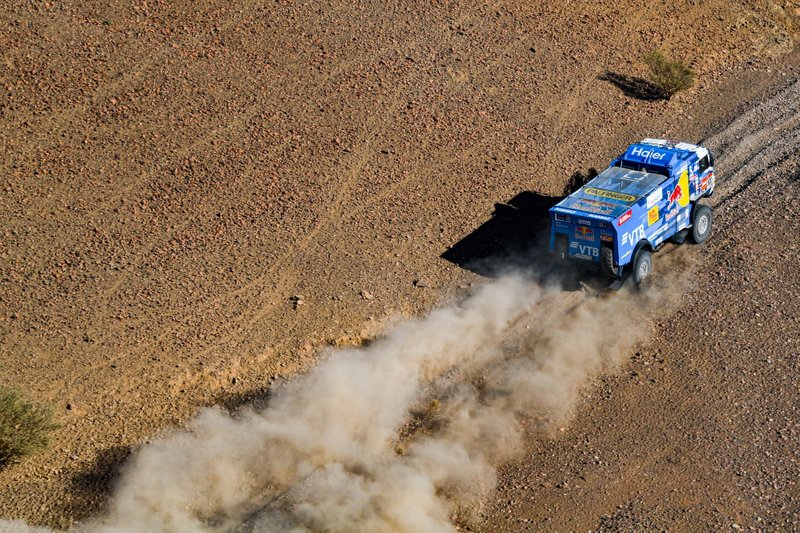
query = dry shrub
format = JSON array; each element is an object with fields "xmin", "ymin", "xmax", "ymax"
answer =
[
  {"xmin": 643, "ymin": 50, "xmax": 695, "ymax": 99},
  {"xmin": 0, "ymin": 386, "xmax": 57, "ymax": 465}
]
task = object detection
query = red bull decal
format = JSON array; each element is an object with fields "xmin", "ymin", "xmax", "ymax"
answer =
[
  {"xmin": 575, "ymin": 226, "xmax": 594, "ymax": 241},
  {"xmin": 668, "ymin": 171, "xmax": 690, "ymax": 209},
  {"xmin": 665, "ymin": 207, "xmax": 679, "ymax": 221}
]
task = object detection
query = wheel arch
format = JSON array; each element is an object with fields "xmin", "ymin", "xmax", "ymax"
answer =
[{"xmin": 634, "ymin": 238, "xmax": 654, "ymax": 258}]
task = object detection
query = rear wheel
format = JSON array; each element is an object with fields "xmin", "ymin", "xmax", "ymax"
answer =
[
  {"xmin": 600, "ymin": 245, "xmax": 619, "ymax": 278},
  {"xmin": 553, "ymin": 235, "xmax": 568, "ymax": 264},
  {"xmin": 691, "ymin": 204, "xmax": 712, "ymax": 244},
  {"xmin": 632, "ymin": 248, "xmax": 652, "ymax": 288}
]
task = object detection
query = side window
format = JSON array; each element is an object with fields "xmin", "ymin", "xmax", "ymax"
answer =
[{"xmin": 698, "ymin": 155, "xmax": 710, "ymax": 173}]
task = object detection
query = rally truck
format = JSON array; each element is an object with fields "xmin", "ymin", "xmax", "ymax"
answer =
[{"xmin": 549, "ymin": 139, "xmax": 715, "ymax": 287}]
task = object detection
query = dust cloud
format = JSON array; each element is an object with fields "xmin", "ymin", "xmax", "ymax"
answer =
[{"xmin": 3, "ymin": 272, "xmax": 676, "ymax": 533}]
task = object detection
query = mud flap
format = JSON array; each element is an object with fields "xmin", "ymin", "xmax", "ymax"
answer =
[
  {"xmin": 670, "ymin": 228, "xmax": 689, "ymax": 245},
  {"xmin": 608, "ymin": 269, "xmax": 631, "ymax": 291}
]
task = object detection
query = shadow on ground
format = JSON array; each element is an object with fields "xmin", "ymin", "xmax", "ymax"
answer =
[
  {"xmin": 600, "ymin": 71, "xmax": 663, "ymax": 101},
  {"xmin": 442, "ymin": 190, "xmax": 608, "ymax": 290},
  {"xmin": 564, "ymin": 167, "xmax": 599, "ymax": 195},
  {"xmin": 50, "ymin": 445, "xmax": 132, "ymax": 524}
]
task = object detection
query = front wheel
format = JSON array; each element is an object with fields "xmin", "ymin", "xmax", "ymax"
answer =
[
  {"xmin": 691, "ymin": 204, "xmax": 713, "ymax": 244},
  {"xmin": 632, "ymin": 248, "xmax": 652, "ymax": 288}
]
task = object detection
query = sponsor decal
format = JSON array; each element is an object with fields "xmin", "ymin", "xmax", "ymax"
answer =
[
  {"xmin": 569, "ymin": 240, "xmax": 599, "ymax": 259},
  {"xmin": 621, "ymin": 224, "xmax": 645, "ymax": 248},
  {"xmin": 584, "ymin": 187, "xmax": 637, "ymax": 203},
  {"xmin": 700, "ymin": 173, "xmax": 711, "ymax": 191},
  {"xmin": 647, "ymin": 205, "xmax": 659, "ymax": 226},
  {"xmin": 600, "ymin": 231, "xmax": 613, "ymax": 242},
  {"xmin": 575, "ymin": 226, "xmax": 594, "ymax": 241},
  {"xmin": 665, "ymin": 207, "xmax": 679, "ymax": 222},
  {"xmin": 617, "ymin": 209, "xmax": 632, "ymax": 226},
  {"xmin": 646, "ymin": 188, "xmax": 662, "ymax": 209},
  {"xmin": 630, "ymin": 146, "xmax": 667, "ymax": 160},
  {"xmin": 572, "ymin": 199, "xmax": 615, "ymax": 216},
  {"xmin": 668, "ymin": 171, "xmax": 690, "ymax": 209}
]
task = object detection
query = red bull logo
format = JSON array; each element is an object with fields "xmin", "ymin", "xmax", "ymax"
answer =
[
  {"xmin": 575, "ymin": 225, "xmax": 595, "ymax": 241},
  {"xmin": 668, "ymin": 171, "xmax": 690, "ymax": 209},
  {"xmin": 668, "ymin": 184, "xmax": 683, "ymax": 203}
]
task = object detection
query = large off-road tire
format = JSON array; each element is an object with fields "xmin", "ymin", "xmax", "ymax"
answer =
[
  {"xmin": 691, "ymin": 204, "xmax": 712, "ymax": 244},
  {"xmin": 553, "ymin": 235, "xmax": 568, "ymax": 264},
  {"xmin": 600, "ymin": 245, "xmax": 619, "ymax": 278},
  {"xmin": 632, "ymin": 248, "xmax": 652, "ymax": 288}
]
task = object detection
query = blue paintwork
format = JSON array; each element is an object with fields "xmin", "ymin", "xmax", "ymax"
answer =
[{"xmin": 549, "ymin": 139, "xmax": 715, "ymax": 270}]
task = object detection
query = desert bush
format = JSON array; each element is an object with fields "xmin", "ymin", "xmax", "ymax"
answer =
[
  {"xmin": 0, "ymin": 386, "xmax": 57, "ymax": 465},
  {"xmin": 643, "ymin": 50, "xmax": 695, "ymax": 99}
]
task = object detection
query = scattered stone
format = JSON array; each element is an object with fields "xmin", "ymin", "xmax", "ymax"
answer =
[
  {"xmin": 361, "ymin": 289, "xmax": 374, "ymax": 300},
  {"xmin": 414, "ymin": 278, "xmax": 431, "ymax": 288}
]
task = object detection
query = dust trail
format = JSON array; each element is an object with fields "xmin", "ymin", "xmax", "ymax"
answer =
[
  {"xmin": 243, "ymin": 278, "xmax": 674, "ymax": 532},
  {"xmin": 93, "ymin": 275, "xmax": 542, "ymax": 532},
  {"xmin": 1, "ymin": 272, "xmax": 674, "ymax": 533}
]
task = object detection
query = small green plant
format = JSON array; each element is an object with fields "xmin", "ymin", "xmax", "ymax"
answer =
[
  {"xmin": 643, "ymin": 50, "xmax": 695, "ymax": 99},
  {"xmin": 0, "ymin": 386, "xmax": 58, "ymax": 465}
]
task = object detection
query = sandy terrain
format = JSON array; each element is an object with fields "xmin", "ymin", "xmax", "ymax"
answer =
[
  {"xmin": 484, "ymin": 73, "xmax": 800, "ymax": 532},
  {"xmin": 1, "ymin": 0, "xmax": 799, "ymax": 529}
]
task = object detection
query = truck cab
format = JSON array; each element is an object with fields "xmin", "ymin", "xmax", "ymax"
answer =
[{"xmin": 549, "ymin": 139, "xmax": 715, "ymax": 286}]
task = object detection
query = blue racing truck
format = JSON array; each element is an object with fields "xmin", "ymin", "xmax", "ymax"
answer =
[{"xmin": 549, "ymin": 139, "xmax": 715, "ymax": 287}]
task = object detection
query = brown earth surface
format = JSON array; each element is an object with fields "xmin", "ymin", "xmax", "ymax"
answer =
[
  {"xmin": 483, "ymin": 74, "xmax": 800, "ymax": 532},
  {"xmin": 1, "ymin": 0, "xmax": 799, "ymax": 529}
]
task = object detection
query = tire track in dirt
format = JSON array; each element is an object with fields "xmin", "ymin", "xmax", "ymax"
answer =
[
  {"xmin": 12, "ymin": 4, "xmax": 265, "ymax": 148},
  {"xmin": 482, "ymin": 69, "xmax": 800, "ymax": 533},
  {"xmin": 150, "ymin": 2, "xmax": 525, "ymax": 374},
  {"xmin": 704, "ymin": 78, "xmax": 800, "ymax": 206},
  {"xmin": 163, "ymin": 0, "xmax": 697, "ymax": 392},
  {"xmin": 100, "ymin": 2, "xmax": 534, "ymax": 400},
  {"xmin": 68, "ymin": 26, "xmax": 437, "ymax": 369}
]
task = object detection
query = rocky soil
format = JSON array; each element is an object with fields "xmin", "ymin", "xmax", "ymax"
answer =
[
  {"xmin": 483, "ymin": 72, "xmax": 800, "ymax": 532},
  {"xmin": 1, "ymin": 0, "xmax": 799, "ymax": 529}
]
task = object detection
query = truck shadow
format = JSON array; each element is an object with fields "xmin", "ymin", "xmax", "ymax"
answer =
[{"xmin": 441, "ymin": 190, "xmax": 607, "ymax": 290}]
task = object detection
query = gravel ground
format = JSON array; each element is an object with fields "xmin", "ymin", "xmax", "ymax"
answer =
[
  {"xmin": 483, "ymin": 69, "xmax": 800, "ymax": 533},
  {"xmin": 0, "ymin": 0, "xmax": 799, "ymax": 528}
]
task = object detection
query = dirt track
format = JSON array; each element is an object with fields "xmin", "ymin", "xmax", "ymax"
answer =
[
  {"xmin": 484, "ymin": 74, "xmax": 800, "ymax": 531},
  {"xmin": 1, "ymin": 0, "xmax": 799, "ymax": 529}
]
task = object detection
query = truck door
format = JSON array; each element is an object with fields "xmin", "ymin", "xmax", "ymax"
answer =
[
  {"xmin": 696, "ymin": 153, "xmax": 714, "ymax": 195},
  {"xmin": 643, "ymin": 177, "xmax": 668, "ymax": 246},
  {"xmin": 664, "ymin": 167, "xmax": 691, "ymax": 236}
]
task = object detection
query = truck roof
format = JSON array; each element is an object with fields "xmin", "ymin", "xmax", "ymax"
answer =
[
  {"xmin": 554, "ymin": 166, "xmax": 665, "ymax": 218},
  {"xmin": 618, "ymin": 138, "xmax": 707, "ymax": 173}
]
